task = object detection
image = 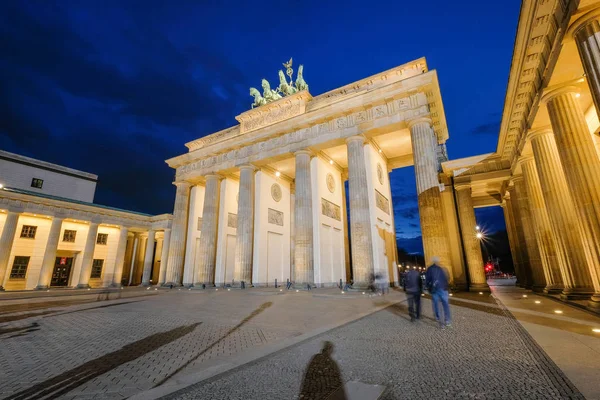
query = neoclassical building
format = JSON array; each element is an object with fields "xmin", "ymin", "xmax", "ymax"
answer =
[
  {"xmin": 0, "ymin": 150, "xmax": 172, "ymax": 290},
  {"xmin": 162, "ymin": 57, "xmax": 481, "ymax": 291},
  {"xmin": 443, "ymin": 0, "xmax": 600, "ymax": 309}
]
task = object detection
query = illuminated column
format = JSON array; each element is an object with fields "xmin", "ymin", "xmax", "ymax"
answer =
[
  {"xmin": 409, "ymin": 118, "xmax": 452, "ymax": 269},
  {"xmin": 346, "ymin": 137, "xmax": 374, "ymax": 288},
  {"xmin": 111, "ymin": 226, "xmax": 129, "ymax": 286},
  {"xmin": 341, "ymin": 174, "xmax": 352, "ymax": 283},
  {"xmin": 35, "ymin": 215, "xmax": 65, "ymax": 289},
  {"xmin": 573, "ymin": 14, "xmax": 600, "ymax": 116},
  {"xmin": 195, "ymin": 175, "xmax": 221, "ymax": 286},
  {"xmin": 165, "ymin": 181, "xmax": 191, "ymax": 286},
  {"xmin": 501, "ymin": 197, "xmax": 524, "ymax": 286},
  {"xmin": 520, "ymin": 157, "xmax": 563, "ymax": 293},
  {"xmin": 507, "ymin": 185, "xmax": 533, "ymax": 288},
  {"xmin": 234, "ymin": 165, "xmax": 256, "ymax": 284},
  {"xmin": 454, "ymin": 183, "xmax": 488, "ymax": 292},
  {"xmin": 293, "ymin": 150, "xmax": 315, "ymax": 287},
  {"xmin": 157, "ymin": 228, "xmax": 171, "ymax": 285},
  {"xmin": 530, "ymin": 129, "xmax": 595, "ymax": 298},
  {"xmin": 141, "ymin": 230, "xmax": 156, "ymax": 286},
  {"xmin": 512, "ymin": 176, "xmax": 546, "ymax": 291},
  {"xmin": 0, "ymin": 210, "xmax": 21, "ymax": 290},
  {"xmin": 545, "ymin": 87, "xmax": 600, "ymax": 305},
  {"xmin": 77, "ymin": 222, "xmax": 100, "ymax": 288}
]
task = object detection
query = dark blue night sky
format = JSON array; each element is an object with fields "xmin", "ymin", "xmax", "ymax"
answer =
[{"xmin": 0, "ymin": 0, "xmax": 521, "ymax": 253}]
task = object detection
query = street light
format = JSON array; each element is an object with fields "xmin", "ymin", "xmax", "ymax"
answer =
[
  {"xmin": 476, "ymin": 232, "xmax": 483, "ymax": 239},
  {"xmin": 475, "ymin": 225, "xmax": 480, "ymax": 231}
]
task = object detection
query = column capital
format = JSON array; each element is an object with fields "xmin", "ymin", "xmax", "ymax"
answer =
[
  {"xmin": 511, "ymin": 174, "xmax": 524, "ymax": 184},
  {"xmin": 407, "ymin": 117, "xmax": 433, "ymax": 130},
  {"xmin": 173, "ymin": 180, "xmax": 192, "ymax": 189},
  {"xmin": 294, "ymin": 149, "xmax": 314, "ymax": 157},
  {"xmin": 527, "ymin": 126, "xmax": 553, "ymax": 141},
  {"xmin": 516, "ymin": 155, "xmax": 535, "ymax": 167},
  {"xmin": 454, "ymin": 181, "xmax": 471, "ymax": 191},
  {"xmin": 5, "ymin": 206, "xmax": 24, "ymax": 214},
  {"xmin": 238, "ymin": 164, "xmax": 257, "ymax": 172},
  {"xmin": 345, "ymin": 135, "xmax": 366, "ymax": 145},
  {"xmin": 162, "ymin": 227, "xmax": 172, "ymax": 233},
  {"xmin": 541, "ymin": 84, "xmax": 581, "ymax": 104},
  {"xmin": 567, "ymin": 5, "xmax": 600, "ymax": 41},
  {"xmin": 204, "ymin": 174, "xmax": 223, "ymax": 181}
]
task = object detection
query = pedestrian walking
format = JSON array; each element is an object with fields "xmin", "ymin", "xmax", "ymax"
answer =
[
  {"xmin": 403, "ymin": 268, "xmax": 422, "ymax": 321},
  {"xmin": 425, "ymin": 256, "xmax": 451, "ymax": 329}
]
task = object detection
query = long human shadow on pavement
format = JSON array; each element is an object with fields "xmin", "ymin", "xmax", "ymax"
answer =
[
  {"xmin": 6, "ymin": 322, "xmax": 202, "ymax": 400},
  {"xmin": 298, "ymin": 341, "xmax": 347, "ymax": 400}
]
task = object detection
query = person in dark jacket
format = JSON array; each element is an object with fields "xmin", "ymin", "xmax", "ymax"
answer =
[
  {"xmin": 403, "ymin": 268, "xmax": 423, "ymax": 321},
  {"xmin": 425, "ymin": 256, "xmax": 451, "ymax": 329}
]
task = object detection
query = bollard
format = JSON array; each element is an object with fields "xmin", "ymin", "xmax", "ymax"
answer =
[
  {"xmin": 339, "ymin": 279, "xmax": 343, "ymax": 289},
  {"xmin": 275, "ymin": 279, "xmax": 278, "ymax": 288},
  {"xmin": 169, "ymin": 284, "xmax": 173, "ymax": 289},
  {"xmin": 307, "ymin": 283, "xmax": 311, "ymax": 291},
  {"xmin": 202, "ymin": 283, "xmax": 206, "ymax": 289},
  {"xmin": 241, "ymin": 281, "xmax": 246, "ymax": 289}
]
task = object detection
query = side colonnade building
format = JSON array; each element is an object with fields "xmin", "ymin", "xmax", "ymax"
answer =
[
  {"xmin": 443, "ymin": 0, "xmax": 600, "ymax": 310},
  {"xmin": 161, "ymin": 58, "xmax": 487, "ymax": 291},
  {"xmin": 0, "ymin": 150, "xmax": 172, "ymax": 290}
]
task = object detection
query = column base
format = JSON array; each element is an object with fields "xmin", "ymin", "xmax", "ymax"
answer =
[
  {"xmin": 293, "ymin": 283, "xmax": 315, "ymax": 290},
  {"xmin": 140, "ymin": 282, "xmax": 151, "ymax": 287},
  {"xmin": 531, "ymin": 284, "xmax": 547, "ymax": 293},
  {"xmin": 587, "ymin": 294, "xmax": 600, "ymax": 311},
  {"xmin": 34, "ymin": 285, "xmax": 50, "ymax": 290},
  {"xmin": 468, "ymin": 283, "xmax": 490, "ymax": 293},
  {"xmin": 76, "ymin": 284, "xmax": 90, "ymax": 289},
  {"xmin": 451, "ymin": 282, "xmax": 468, "ymax": 292},
  {"xmin": 560, "ymin": 287, "xmax": 595, "ymax": 301},
  {"xmin": 543, "ymin": 285, "xmax": 564, "ymax": 294},
  {"xmin": 162, "ymin": 282, "xmax": 182, "ymax": 288}
]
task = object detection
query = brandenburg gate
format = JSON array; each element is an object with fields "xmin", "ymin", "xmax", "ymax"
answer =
[{"xmin": 160, "ymin": 57, "xmax": 476, "ymax": 290}]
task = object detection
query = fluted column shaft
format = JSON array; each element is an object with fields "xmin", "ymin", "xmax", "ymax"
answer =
[
  {"xmin": 0, "ymin": 211, "xmax": 20, "ymax": 289},
  {"xmin": 530, "ymin": 130, "xmax": 594, "ymax": 298},
  {"xmin": 507, "ymin": 185, "xmax": 533, "ymax": 288},
  {"xmin": 141, "ymin": 230, "xmax": 156, "ymax": 286},
  {"xmin": 234, "ymin": 166, "xmax": 256, "ymax": 284},
  {"xmin": 158, "ymin": 229, "xmax": 171, "ymax": 285},
  {"xmin": 512, "ymin": 177, "xmax": 545, "ymax": 290},
  {"xmin": 165, "ymin": 181, "xmax": 191, "ymax": 285},
  {"xmin": 346, "ymin": 137, "xmax": 374, "ymax": 287},
  {"xmin": 502, "ymin": 198, "xmax": 523, "ymax": 285},
  {"xmin": 455, "ymin": 185, "xmax": 488, "ymax": 291},
  {"xmin": 575, "ymin": 19, "xmax": 600, "ymax": 116},
  {"xmin": 111, "ymin": 227, "xmax": 129, "ymax": 286},
  {"xmin": 547, "ymin": 90, "xmax": 600, "ymax": 302},
  {"xmin": 520, "ymin": 158, "xmax": 563, "ymax": 293},
  {"xmin": 409, "ymin": 120, "xmax": 452, "ymax": 269},
  {"xmin": 195, "ymin": 175, "xmax": 221, "ymax": 285},
  {"xmin": 36, "ymin": 216, "xmax": 65, "ymax": 289},
  {"xmin": 77, "ymin": 222, "xmax": 100, "ymax": 288},
  {"xmin": 293, "ymin": 151, "xmax": 314, "ymax": 286}
]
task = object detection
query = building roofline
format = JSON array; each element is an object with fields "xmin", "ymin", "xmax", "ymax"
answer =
[{"xmin": 0, "ymin": 150, "xmax": 98, "ymax": 182}]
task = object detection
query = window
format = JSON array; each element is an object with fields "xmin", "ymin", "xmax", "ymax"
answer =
[
  {"xmin": 96, "ymin": 233, "xmax": 108, "ymax": 245},
  {"xmin": 10, "ymin": 256, "xmax": 30, "ymax": 279},
  {"xmin": 20, "ymin": 225, "xmax": 37, "ymax": 239},
  {"xmin": 63, "ymin": 230, "xmax": 77, "ymax": 242},
  {"xmin": 90, "ymin": 259, "xmax": 104, "ymax": 279},
  {"xmin": 31, "ymin": 178, "xmax": 44, "ymax": 189}
]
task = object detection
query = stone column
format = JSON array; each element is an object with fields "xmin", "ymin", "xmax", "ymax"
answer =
[
  {"xmin": 141, "ymin": 230, "xmax": 156, "ymax": 286},
  {"xmin": 512, "ymin": 176, "xmax": 545, "ymax": 291},
  {"xmin": 520, "ymin": 157, "xmax": 564, "ymax": 293},
  {"xmin": 158, "ymin": 228, "xmax": 171, "ymax": 285},
  {"xmin": 0, "ymin": 210, "xmax": 21, "ymax": 290},
  {"xmin": 545, "ymin": 87, "xmax": 600, "ymax": 305},
  {"xmin": 501, "ymin": 197, "xmax": 523, "ymax": 286},
  {"xmin": 529, "ymin": 129, "xmax": 595, "ymax": 298},
  {"xmin": 341, "ymin": 174, "xmax": 352, "ymax": 283},
  {"xmin": 195, "ymin": 175, "xmax": 221, "ymax": 286},
  {"xmin": 293, "ymin": 150, "xmax": 315, "ymax": 287},
  {"xmin": 290, "ymin": 188, "xmax": 295, "ymax": 281},
  {"xmin": 507, "ymin": 185, "xmax": 533, "ymax": 288},
  {"xmin": 346, "ymin": 137, "xmax": 374, "ymax": 288},
  {"xmin": 111, "ymin": 227, "xmax": 129, "ymax": 287},
  {"xmin": 165, "ymin": 181, "xmax": 191, "ymax": 286},
  {"xmin": 409, "ymin": 118, "xmax": 452, "ymax": 269},
  {"xmin": 77, "ymin": 222, "xmax": 100, "ymax": 288},
  {"xmin": 234, "ymin": 165, "xmax": 256, "ymax": 285},
  {"xmin": 454, "ymin": 184, "xmax": 489, "ymax": 292},
  {"xmin": 35, "ymin": 216, "xmax": 65, "ymax": 289},
  {"xmin": 128, "ymin": 234, "xmax": 139, "ymax": 286},
  {"xmin": 573, "ymin": 15, "xmax": 600, "ymax": 116}
]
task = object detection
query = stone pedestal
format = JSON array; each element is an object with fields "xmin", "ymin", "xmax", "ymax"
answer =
[
  {"xmin": 293, "ymin": 151, "xmax": 314, "ymax": 287},
  {"xmin": 455, "ymin": 184, "xmax": 489, "ymax": 292},
  {"xmin": 77, "ymin": 222, "xmax": 100, "ymax": 288},
  {"xmin": 158, "ymin": 229, "xmax": 171, "ymax": 285},
  {"xmin": 409, "ymin": 119, "xmax": 452, "ymax": 270},
  {"xmin": 141, "ymin": 230, "xmax": 156, "ymax": 286},
  {"xmin": 545, "ymin": 88, "xmax": 600, "ymax": 305},
  {"xmin": 165, "ymin": 181, "xmax": 191, "ymax": 286},
  {"xmin": 35, "ymin": 216, "xmax": 65, "ymax": 289},
  {"xmin": 111, "ymin": 227, "xmax": 129, "ymax": 287},
  {"xmin": 234, "ymin": 165, "xmax": 256, "ymax": 284},
  {"xmin": 530, "ymin": 129, "xmax": 595, "ymax": 298},
  {"xmin": 0, "ymin": 211, "xmax": 20, "ymax": 290},
  {"xmin": 520, "ymin": 157, "xmax": 564, "ymax": 294},
  {"xmin": 512, "ymin": 176, "xmax": 545, "ymax": 291},
  {"xmin": 195, "ymin": 175, "xmax": 221, "ymax": 286},
  {"xmin": 346, "ymin": 137, "xmax": 374, "ymax": 288}
]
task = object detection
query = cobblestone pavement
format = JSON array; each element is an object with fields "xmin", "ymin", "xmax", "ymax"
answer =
[
  {"xmin": 165, "ymin": 295, "xmax": 584, "ymax": 400},
  {"xmin": 0, "ymin": 288, "xmax": 388, "ymax": 399}
]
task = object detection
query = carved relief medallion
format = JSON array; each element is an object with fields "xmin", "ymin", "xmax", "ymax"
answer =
[
  {"xmin": 326, "ymin": 173, "xmax": 335, "ymax": 193},
  {"xmin": 377, "ymin": 163, "xmax": 384, "ymax": 185},
  {"xmin": 271, "ymin": 183, "xmax": 282, "ymax": 202}
]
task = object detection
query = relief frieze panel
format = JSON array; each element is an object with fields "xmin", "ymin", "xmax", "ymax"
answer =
[
  {"xmin": 321, "ymin": 198, "xmax": 341, "ymax": 221},
  {"xmin": 227, "ymin": 213, "xmax": 237, "ymax": 228},
  {"xmin": 375, "ymin": 190, "xmax": 390, "ymax": 215},
  {"xmin": 268, "ymin": 208, "xmax": 284, "ymax": 226}
]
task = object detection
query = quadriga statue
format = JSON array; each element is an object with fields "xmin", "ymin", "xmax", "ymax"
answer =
[{"xmin": 295, "ymin": 65, "xmax": 308, "ymax": 92}]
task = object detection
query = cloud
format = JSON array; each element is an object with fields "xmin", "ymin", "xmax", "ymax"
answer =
[
  {"xmin": 470, "ymin": 120, "xmax": 500, "ymax": 136},
  {"xmin": 398, "ymin": 206, "xmax": 420, "ymax": 220}
]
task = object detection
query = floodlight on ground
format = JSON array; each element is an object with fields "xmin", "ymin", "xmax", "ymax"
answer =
[
  {"xmin": 593, "ymin": 328, "xmax": 600, "ymax": 333},
  {"xmin": 522, "ymin": 294, "xmax": 527, "ymax": 298},
  {"xmin": 554, "ymin": 310, "xmax": 563, "ymax": 314},
  {"xmin": 341, "ymin": 291, "xmax": 345, "ymax": 294},
  {"xmin": 216, "ymin": 288, "xmax": 218, "ymax": 291},
  {"xmin": 227, "ymin": 288, "xmax": 230, "ymax": 291},
  {"xmin": 449, "ymin": 293, "xmax": 453, "ymax": 297},
  {"xmin": 296, "ymin": 289, "xmax": 299, "ymax": 292},
  {"xmin": 479, "ymin": 292, "xmax": 483, "ymax": 295},
  {"xmin": 0, "ymin": 183, "xmax": 3, "ymax": 189}
]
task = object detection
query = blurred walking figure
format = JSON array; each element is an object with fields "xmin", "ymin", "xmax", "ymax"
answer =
[
  {"xmin": 425, "ymin": 256, "xmax": 451, "ymax": 329},
  {"xmin": 403, "ymin": 267, "xmax": 422, "ymax": 321}
]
